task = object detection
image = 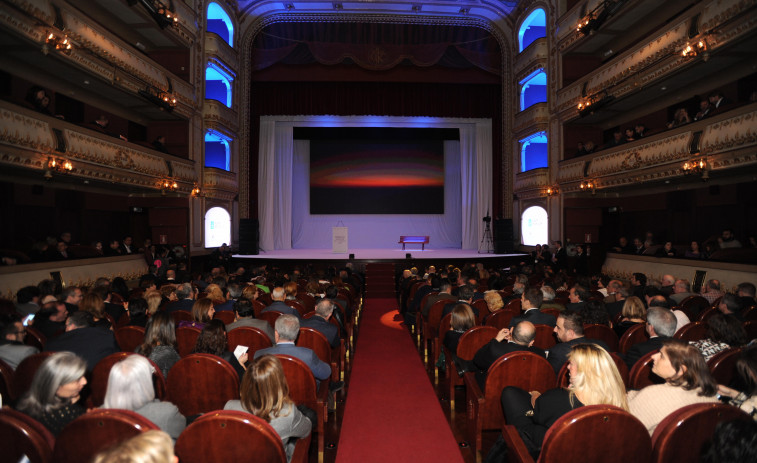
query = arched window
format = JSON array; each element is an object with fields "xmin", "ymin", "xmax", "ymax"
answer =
[
  {"xmin": 521, "ymin": 206, "xmax": 548, "ymax": 246},
  {"xmin": 520, "ymin": 69, "xmax": 547, "ymax": 111},
  {"xmin": 205, "ymin": 130, "xmax": 231, "ymax": 170},
  {"xmin": 205, "ymin": 63, "xmax": 233, "ymax": 107},
  {"xmin": 519, "ymin": 9, "xmax": 546, "ymax": 52},
  {"xmin": 205, "ymin": 207, "xmax": 231, "ymax": 248},
  {"xmin": 519, "ymin": 132, "xmax": 548, "ymax": 172},
  {"xmin": 207, "ymin": 2, "xmax": 233, "ymax": 46}
]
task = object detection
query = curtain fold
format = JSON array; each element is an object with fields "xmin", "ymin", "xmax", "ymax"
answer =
[
  {"xmin": 273, "ymin": 126, "xmax": 294, "ymax": 249},
  {"xmin": 257, "ymin": 120, "xmax": 276, "ymax": 251}
]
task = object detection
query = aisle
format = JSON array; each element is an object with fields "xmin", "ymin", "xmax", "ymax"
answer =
[{"xmin": 335, "ymin": 297, "xmax": 464, "ymax": 463}]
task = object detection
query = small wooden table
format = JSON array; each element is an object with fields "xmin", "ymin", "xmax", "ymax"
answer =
[{"xmin": 398, "ymin": 236, "xmax": 429, "ymax": 250}]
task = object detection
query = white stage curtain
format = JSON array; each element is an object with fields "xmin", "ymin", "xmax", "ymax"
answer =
[{"xmin": 258, "ymin": 116, "xmax": 491, "ymax": 251}]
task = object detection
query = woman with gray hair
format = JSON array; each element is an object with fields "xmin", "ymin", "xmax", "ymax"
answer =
[
  {"xmin": 15, "ymin": 351, "xmax": 88, "ymax": 435},
  {"xmin": 103, "ymin": 354, "xmax": 186, "ymax": 439}
]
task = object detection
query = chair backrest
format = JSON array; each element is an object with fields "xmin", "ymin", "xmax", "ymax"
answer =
[
  {"xmin": 274, "ymin": 354, "xmax": 318, "ymax": 408},
  {"xmin": 213, "ymin": 310, "xmax": 236, "ymax": 325},
  {"xmin": 298, "ymin": 293, "xmax": 316, "ymax": 312},
  {"xmin": 679, "ymin": 295, "xmax": 711, "ymax": 320},
  {"xmin": 707, "ymin": 346, "xmax": 742, "ymax": 386},
  {"xmin": 0, "ymin": 358, "xmax": 16, "ymax": 402},
  {"xmin": 540, "ymin": 307, "xmax": 561, "ymax": 319},
  {"xmin": 583, "ymin": 324, "xmax": 620, "ymax": 352},
  {"xmin": 53, "ymin": 409, "xmax": 159, "ymax": 463},
  {"xmin": 426, "ymin": 300, "xmax": 448, "ymax": 329},
  {"xmin": 251, "ymin": 299, "xmax": 268, "ymax": 318},
  {"xmin": 419, "ymin": 291, "xmax": 438, "ymax": 315},
  {"xmin": 504, "ymin": 298, "xmax": 522, "ymax": 312},
  {"xmin": 673, "ymin": 321, "xmax": 708, "ymax": 342},
  {"xmin": 538, "ymin": 405, "xmax": 652, "ymax": 463},
  {"xmin": 114, "ymin": 325, "xmax": 146, "ymax": 353},
  {"xmin": 744, "ymin": 320, "xmax": 757, "ymax": 342},
  {"xmin": 619, "ymin": 323, "xmax": 649, "ymax": 354},
  {"xmin": 296, "ymin": 327, "xmax": 331, "ymax": 365},
  {"xmin": 24, "ymin": 326, "xmax": 46, "ymax": 351},
  {"xmin": 628, "ymin": 349, "xmax": 663, "ymax": 390},
  {"xmin": 697, "ymin": 306, "xmax": 718, "ymax": 322},
  {"xmin": 258, "ymin": 311, "xmax": 283, "ymax": 329},
  {"xmin": 175, "ymin": 410, "xmax": 286, "ymax": 463},
  {"xmin": 227, "ymin": 326, "xmax": 273, "ymax": 356},
  {"xmin": 485, "ymin": 309, "xmax": 516, "ymax": 330},
  {"xmin": 456, "ymin": 326, "xmax": 498, "ymax": 360},
  {"xmin": 257, "ymin": 292, "xmax": 273, "ymax": 306},
  {"xmin": 175, "ymin": 326, "xmax": 202, "ymax": 357},
  {"xmin": 532, "ymin": 324, "xmax": 557, "ymax": 350},
  {"xmin": 14, "ymin": 352, "xmax": 56, "ymax": 399},
  {"xmin": 171, "ymin": 310, "xmax": 194, "ymax": 324},
  {"xmin": 471, "ymin": 299, "xmax": 489, "ymax": 324},
  {"xmin": 651, "ymin": 403, "xmax": 752, "ymax": 463},
  {"xmin": 0, "ymin": 408, "xmax": 54, "ymax": 463},
  {"xmin": 285, "ymin": 300, "xmax": 309, "ymax": 317},
  {"xmin": 744, "ymin": 304, "xmax": 757, "ymax": 321},
  {"xmin": 166, "ymin": 353, "xmax": 240, "ymax": 416},
  {"xmin": 439, "ymin": 313, "xmax": 453, "ymax": 341},
  {"xmin": 89, "ymin": 352, "xmax": 166, "ymax": 406}
]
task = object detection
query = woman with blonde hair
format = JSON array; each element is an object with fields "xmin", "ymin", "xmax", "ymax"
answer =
[
  {"xmin": 144, "ymin": 289, "xmax": 163, "ymax": 316},
  {"xmin": 178, "ymin": 298, "xmax": 214, "ymax": 329},
  {"xmin": 203, "ymin": 284, "xmax": 226, "ymax": 305},
  {"xmin": 497, "ymin": 344, "xmax": 627, "ymax": 457},
  {"xmin": 224, "ymin": 355, "xmax": 312, "ymax": 462},
  {"xmin": 93, "ymin": 430, "xmax": 177, "ymax": 463},
  {"xmin": 442, "ymin": 304, "xmax": 476, "ymax": 364},
  {"xmin": 614, "ymin": 296, "xmax": 647, "ymax": 337},
  {"xmin": 482, "ymin": 290, "xmax": 504, "ymax": 324},
  {"xmin": 241, "ymin": 284, "xmax": 260, "ymax": 302}
]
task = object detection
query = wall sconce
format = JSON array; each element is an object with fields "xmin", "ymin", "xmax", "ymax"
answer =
[
  {"xmin": 43, "ymin": 31, "xmax": 72, "ymax": 55},
  {"xmin": 138, "ymin": 84, "xmax": 177, "ymax": 111},
  {"xmin": 577, "ymin": 15, "xmax": 595, "ymax": 35},
  {"xmin": 579, "ymin": 179, "xmax": 597, "ymax": 194},
  {"xmin": 545, "ymin": 185, "xmax": 559, "ymax": 196},
  {"xmin": 681, "ymin": 39, "xmax": 707, "ymax": 58},
  {"xmin": 44, "ymin": 156, "xmax": 73, "ymax": 180},
  {"xmin": 129, "ymin": 0, "xmax": 178, "ymax": 28},
  {"xmin": 682, "ymin": 156, "xmax": 709, "ymax": 180},
  {"xmin": 158, "ymin": 178, "xmax": 178, "ymax": 195},
  {"xmin": 191, "ymin": 183, "xmax": 204, "ymax": 197}
]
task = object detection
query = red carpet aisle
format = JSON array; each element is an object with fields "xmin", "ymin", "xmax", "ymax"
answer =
[{"xmin": 335, "ymin": 297, "xmax": 464, "ymax": 463}]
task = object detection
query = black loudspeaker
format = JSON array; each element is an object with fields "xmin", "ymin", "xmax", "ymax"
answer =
[
  {"xmin": 239, "ymin": 218, "xmax": 259, "ymax": 255},
  {"xmin": 493, "ymin": 218, "xmax": 514, "ymax": 254}
]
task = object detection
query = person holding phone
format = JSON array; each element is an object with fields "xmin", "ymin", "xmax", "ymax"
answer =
[{"xmin": 0, "ymin": 312, "xmax": 39, "ymax": 369}]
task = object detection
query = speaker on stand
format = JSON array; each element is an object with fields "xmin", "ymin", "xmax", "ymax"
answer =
[
  {"xmin": 493, "ymin": 219, "xmax": 514, "ymax": 254},
  {"xmin": 238, "ymin": 218, "xmax": 259, "ymax": 255}
]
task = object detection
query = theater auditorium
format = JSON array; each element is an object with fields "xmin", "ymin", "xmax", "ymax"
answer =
[{"xmin": 1, "ymin": 0, "xmax": 756, "ymax": 462}]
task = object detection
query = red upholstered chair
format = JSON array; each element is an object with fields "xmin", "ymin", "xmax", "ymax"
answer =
[
  {"xmin": 14, "ymin": 352, "xmax": 56, "ymax": 399},
  {"xmin": 296, "ymin": 327, "xmax": 338, "ymax": 382},
  {"xmin": 251, "ymin": 299, "xmax": 267, "ymax": 318},
  {"xmin": 171, "ymin": 309, "xmax": 193, "ymax": 324},
  {"xmin": 583, "ymin": 324, "xmax": 620, "ymax": 352},
  {"xmin": 504, "ymin": 298, "xmax": 522, "ymax": 312},
  {"xmin": 436, "ymin": 313, "xmax": 453, "ymax": 373},
  {"xmin": 502, "ymin": 405, "xmax": 652, "ymax": 463},
  {"xmin": 651, "ymin": 403, "xmax": 751, "ymax": 463},
  {"xmin": 532, "ymin": 324, "xmax": 557, "ymax": 350},
  {"xmin": 116, "ymin": 312, "xmax": 130, "ymax": 327},
  {"xmin": 0, "ymin": 408, "xmax": 54, "ymax": 463},
  {"xmin": 114, "ymin": 325, "xmax": 145, "ymax": 353},
  {"xmin": 0, "ymin": 358, "xmax": 16, "ymax": 403},
  {"xmin": 485, "ymin": 309, "xmax": 516, "ymax": 330},
  {"xmin": 557, "ymin": 352, "xmax": 629, "ymax": 390},
  {"xmin": 166, "ymin": 353, "xmax": 240, "ymax": 416},
  {"xmin": 275, "ymin": 354, "xmax": 328, "ymax": 457},
  {"xmin": 678, "ymin": 296, "xmax": 710, "ymax": 321},
  {"xmin": 419, "ymin": 291, "xmax": 439, "ymax": 319},
  {"xmin": 89, "ymin": 352, "xmax": 166, "ymax": 406},
  {"xmin": 619, "ymin": 323, "xmax": 649, "ymax": 354},
  {"xmin": 53, "ymin": 409, "xmax": 159, "ymax": 463},
  {"xmin": 465, "ymin": 351, "xmax": 556, "ymax": 456},
  {"xmin": 673, "ymin": 321, "xmax": 708, "ymax": 343},
  {"xmin": 175, "ymin": 410, "xmax": 302, "ymax": 463},
  {"xmin": 697, "ymin": 306, "xmax": 718, "ymax": 322},
  {"xmin": 540, "ymin": 307, "xmax": 561, "ymax": 319},
  {"xmin": 175, "ymin": 326, "xmax": 201, "ymax": 357},
  {"xmin": 213, "ymin": 310, "xmax": 236, "ymax": 325},
  {"xmin": 421, "ymin": 300, "xmax": 447, "ymax": 364},
  {"xmin": 744, "ymin": 320, "xmax": 757, "ymax": 341},
  {"xmin": 258, "ymin": 292, "xmax": 273, "ymax": 306},
  {"xmin": 628, "ymin": 349, "xmax": 663, "ymax": 390},
  {"xmin": 24, "ymin": 326, "xmax": 46, "ymax": 351},
  {"xmin": 227, "ymin": 326, "xmax": 273, "ymax": 358},
  {"xmin": 299, "ymin": 292, "xmax": 316, "ymax": 313},
  {"xmin": 707, "ymin": 346, "xmax": 742, "ymax": 386},
  {"xmin": 444, "ymin": 326, "xmax": 498, "ymax": 404},
  {"xmin": 285, "ymin": 300, "xmax": 309, "ymax": 317},
  {"xmin": 259, "ymin": 311, "xmax": 283, "ymax": 330},
  {"xmin": 472, "ymin": 299, "xmax": 489, "ymax": 325}
]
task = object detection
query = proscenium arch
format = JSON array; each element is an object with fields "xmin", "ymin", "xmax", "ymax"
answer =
[{"xmin": 237, "ymin": 13, "xmax": 515, "ymax": 225}]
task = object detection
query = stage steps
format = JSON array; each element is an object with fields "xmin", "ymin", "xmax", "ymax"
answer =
[{"xmin": 365, "ymin": 263, "xmax": 396, "ymax": 298}]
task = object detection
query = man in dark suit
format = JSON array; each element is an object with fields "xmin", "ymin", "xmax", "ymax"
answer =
[
  {"xmin": 548, "ymin": 311, "xmax": 610, "ymax": 374},
  {"xmin": 509, "ymin": 288, "xmax": 556, "ymax": 328},
  {"xmin": 422, "ymin": 279, "xmax": 456, "ymax": 318},
  {"xmin": 565, "ymin": 284, "xmax": 589, "ymax": 312},
  {"xmin": 262, "ymin": 287, "xmax": 301, "ymax": 318},
  {"xmin": 470, "ymin": 321, "xmax": 545, "ymax": 389},
  {"xmin": 45, "ymin": 312, "xmax": 119, "ymax": 371},
  {"xmin": 0, "ymin": 313, "xmax": 39, "ymax": 369},
  {"xmin": 551, "ymin": 240, "xmax": 567, "ymax": 270},
  {"xmin": 165, "ymin": 283, "xmax": 195, "ymax": 314},
  {"xmin": 300, "ymin": 299, "xmax": 340, "ymax": 348},
  {"xmin": 226, "ymin": 299, "xmax": 275, "ymax": 342},
  {"xmin": 410, "ymin": 274, "xmax": 438, "ymax": 315},
  {"xmin": 622, "ymin": 306, "xmax": 677, "ymax": 370},
  {"xmin": 254, "ymin": 314, "xmax": 331, "ymax": 382},
  {"xmin": 61, "ymin": 286, "xmax": 82, "ymax": 314},
  {"xmin": 442, "ymin": 285, "xmax": 478, "ymax": 318},
  {"xmin": 605, "ymin": 282, "xmax": 630, "ymax": 320}
]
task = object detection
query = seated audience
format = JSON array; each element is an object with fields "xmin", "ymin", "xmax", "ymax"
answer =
[
  {"xmin": 718, "ymin": 228, "xmax": 742, "ymax": 249},
  {"xmin": 622, "ymin": 306, "xmax": 677, "ymax": 370},
  {"xmin": 549, "ymin": 311, "xmax": 610, "ymax": 374},
  {"xmin": 539, "ymin": 286, "xmax": 564, "ymax": 312},
  {"xmin": 93, "ymin": 430, "xmax": 176, "ymax": 463},
  {"xmin": 482, "ymin": 290, "xmax": 504, "ymax": 318},
  {"xmin": 79, "ymin": 293, "xmax": 111, "ymax": 330},
  {"xmin": 126, "ymin": 297, "xmax": 150, "ymax": 328},
  {"xmin": 510, "ymin": 288, "xmax": 556, "ymax": 328},
  {"xmin": 0, "ymin": 312, "xmax": 38, "ymax": 369},
  {"xmin": 694, "ymin": 99, "xmax": 712, "ymax": 120},
  {"xmin": 135, "ymin": 312, "xmax": 181, "ymax": 379},
  {"xmin": 442, "ymin": 285, "xmax": 478, "ymax": 318},
  {"xmin": 718, "ymin": 293, "xmax": 745, "ymax": 322},
  {"xmin": 144, "ymin": 289, "xmax": 163, "ymax": 317},
  {"xmin": 685, "ymin": 241, "xmax": 704, "ymax": 259},
  {"xmin": 15, "ymin": 285, "xmax": 40, "ymax": 316},
  {"xmin": 192, "ymin": 319, "xmax": 247, "ymax": 381},
  {"xmin": 668, "ymin": 107, "xmax": 691, "ymax": 128},
  {"xmin": 45, "ymin": 311, "xmax": 119, "ymax": 371},
  {"xmin": 178, "ymin": 298, "xmax": 215, "ymax": 329},
  {"xmin": 580, "ymin": 299, "xmax": 611, "ymax": 327},
  {"xmin": 103, "ymin": 355, "xmax": 185, "ymax": 439},
  {"xmin": 614, "ymin": 296, "xmax": 647, "ymax": 338},
  {"xmin": 690, "ymin": 313, "xmax": 747, "ymax": 361},
  {"xmin": 717, "ymin": 345, "xmax": 757, "ymax": 419},
  {"xmin": 656, "ymin": 241, "xmax": 677, "ymax": 258},
  {"xmin": 737, "ymin": 282, "xmax": 756, "ymax": 309},
  {"xmin": 628, "ymin": 339, "xmax": 719, "ymax": 435},
  {"xmin": 226, "ymin": 298, "xmax": 275, "ymax": 342},
  {"xmin": 224, "ymin": 355, "xmax": 312, "ymax": 462},
  {"xmin": 442, "ymin": 304, "xmax": 476, "ymax": 365},
  {"xmin": 300, "ymin": 299, "xmax": 340, "ymax": 348},
  {"xmin": 15, "ymin": 351, "xmax": 88, "ymax": 435},
  {"xmin": 263, "ymin": 287, "xmax": 301, "ymax": 318},
  {"xmin": 700, "ymin": 279, "xmax": 725, "ymax": 305}
]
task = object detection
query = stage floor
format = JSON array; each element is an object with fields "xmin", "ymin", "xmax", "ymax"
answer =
[{"xmin": 234, "ymin": 248, "xmax": 525, "ymax": 261}]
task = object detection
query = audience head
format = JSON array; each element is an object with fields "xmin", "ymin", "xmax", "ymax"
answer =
[
  {"xmin": 17, "ymin": 351, "xmax": 87, "ymax": 416},
  {"xmin": 192, "ymin": 319, "xmax": 227, "ymax": 356},
  {"xmin": 66, "ymin": 311, "xmax": 93, "ymax": 331},
  {"xmin": 450, "ymin": 304, "xmax": 475, "ymax": 332},
  {"xmin": 738, "ymin": 282, "xmax": 756, "ymax": 299},
  {"xmin": 274, "ymin": 314, "xmax": 300, "ymax": 342},
  {"xmin": 271, "ymin": 287, "xmax": 286, "ymax": 302},
  {"xmin": 674, "ymin": 279, "xmax": 690, "ymax": 294},
  {"xmin": 662, "ymin": 275, "xmax": 676, "ymax": 287},
  {"xmin": 283, "ymin": 281, "xmax": 298, "ymax": 299},
  {"xmin": 569, "ymin": 285, "xmax": 589, "ymax": 303},
  {"xmin": 706, "ymin": 313, "xmax": 747, "ymax": 347},
  {"xmin": 324, "ymin": 285, "xmax": 339, "ymax": 300},
  {"xmin": 92, "ymin": 430, "xmax": 176, "ymax": 463},
  {"xmin": 483, "ymin": 291, "xmax": 504, "ymax": 312},
  {"xmin": 648, "ymin": 295, "xmax": 669, "ymax": 309},
  {"xmin": 701, "ymin": 419, "xmax": 757, "ymax": 463},
  {"xmin": 61, "ymin": 286, "xmax": 83, "ymax": 306},
  {"xmin": 80, "ymin": 293, "xmax": 106, "ymax": 321},
  {"xmin": 144, "ymin": 290, "xmax": 162, "ymax": 315},
  {"xmin": 653, "ymin": 339, "xmax": 717, "ymax": 396},
  {"xmin": 227, "ymin": 283, "xmax": 243, "ymax": 300},
  {"xmin": 242, "ymin": 284, "xmax": 260, "ymax": 301},
  {"xmin": 456, "ymin": 285, "xmax": 473, "ymax": 302},
  {"xmin": 175, "ymin": 283, "xmax": 193, "ymax": 300},
  {"xmin": 315, "ymin": 299, "xmax": 335, "ymax": 319},
  {"xmin": 0, "ymin": 312, "xmax": 25, "ymax": 343},
  {"xmin": 511, "ymin": 321, "xmax": 536, "ymax": 346},
  {"xmin": 555, "ymin": 311, "xmax": 584, "ymax": 342},
  {"xmin": 736, "ymin": 346, "xmax": 757, "ymax": 397},
  {"xmin": 521, "ymin": 287, "xmax": 543, "ymax": 310},
  {"xmin": 191, "ymin": 298, "xmax": 215, "ymax": 323},
  {"xmin": 126, "ymin": 297, "xmax": 148, "ymax": 320},
  {"xmin": 240, "ymin": 355, "xmax": 293, "ymax": 423},
  {"xmin": 141, "ymin": 311, "xmax": 176, "ymax": 350},
  {"xmin": 567, "ymin": 343, "xmax": 628, "ymax": 411},
  {"xmin": 204, "ymin": 284, "xmax": 225, "ymax": 302},
  {"xmin": 540, "ymin": 285, "xmax": 556, "ymax": 302},
  {"xmin": 718, "ymin": 293, "xmax": 742, "ymax": 315},
  {"xmin": 646, "ymin": 307, "xmax": 677, "ymax": 337},
  {"xmin": 621, "ymin": 296, "xmax": 647, "ymax": 321},
  {"xmin": 439, "ymin": 279, "xmax": 452, "ymax": 294},
  {"xmin": 580, "ymin": 300, "xmax": 610, "ymax": 326},
  {"xmin": 16, "ymin": 285, "xmax": 40, "ymax": 304},
  {"xmin": 233, "ymin": 298, "xmax": 255, "ymax": 318},
  {"xmin": 103, "ymin": 355, "xmax": 155, "ymax": 409}
]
